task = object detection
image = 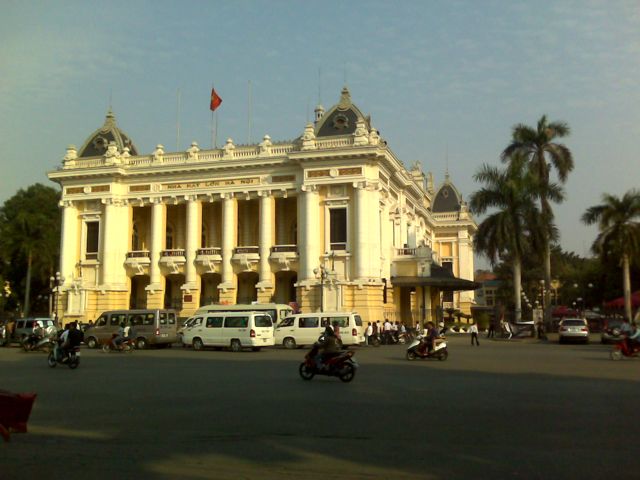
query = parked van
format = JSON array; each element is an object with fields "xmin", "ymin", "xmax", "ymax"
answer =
[
  {"xmin": 275, "ymin": 312, "xmax": 364, "ymax": 349},
  {"xmin": 84, "ymin": 309, "xmax": 178, "ymax": 349},
  {"xmin": 196, "ymin": 303, "xmax": 294, "ymax": 326},
  {"xmin": 181, "ymin": 311, "xmax": 274, "ymax": 352}
]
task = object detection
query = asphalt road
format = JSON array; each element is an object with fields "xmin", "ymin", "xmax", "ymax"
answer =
[{"xmin": 1, "ymin": 334, "xmax": 638, "ymax": 480}]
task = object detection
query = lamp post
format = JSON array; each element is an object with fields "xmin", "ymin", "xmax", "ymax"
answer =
[
  {"xmin": 50, "ymin": 272, "xmax": 64, "ymax": 325},
  {"xmin": 313, "ymin": 266, "xmax": 328, "ymax": 313}
]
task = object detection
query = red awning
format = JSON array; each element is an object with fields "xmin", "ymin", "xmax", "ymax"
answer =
[
  {"xmin": 552, "ymin": 305, "xmax": 579, "ymax": 317},
  {"xmin": 604, "ymin": 291, "xmax": 640, "ymax": 309}
]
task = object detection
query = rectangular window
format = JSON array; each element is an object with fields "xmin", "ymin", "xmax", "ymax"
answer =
[
  {"xmin": 329, "ymin": 208, "xmax": 347, "ymax": 250},
  {"xmin": 254, "ymin": 315, "xmax": 273, "ymax": 328},
  {"xmin": 110, "ymin": 313, "xmax": 127, "ymax": 326},
  {"xmin": 85, "ymin": 221, "xmax": 99, "ymax": 260},
  {"xmin": 206, "ymin": 316, "xmax": 223, "ymax": 328},
  {"xmin": 299, "ymin": 317, "xmax": 319, "ymax": 328},
  {"xmin": 442, "ymin": 261, "xmax": 453, "ymax": 273},
  {"xmin": 224, "ymin": 316, "xmax": 249, "ymax": 328}
]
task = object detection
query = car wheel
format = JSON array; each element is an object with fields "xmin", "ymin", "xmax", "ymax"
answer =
[
  {"xmin": 339, "ymin": 364, "xmax": 356, "ymax": 383},
  {"xmin": 136, "ymin": 337, "xmax": 148, "ymax": 350},
  {"xmin": 192, "ymin": 338, "xmax": 204, "ymax": 351},
  {"xmin": 283, "ymin": 337, "xmax": 297, "ymax": 349},
  {"xmin": 230, "ymin": 339, "xmax": 242, "ymax": 353},
  {"xmin": 299, "ymin": 362, "xmax": 315, "ymax": 380},
  {"xmin": 86, "ymin": 337, "xmax": 98, "ymax": 349}
]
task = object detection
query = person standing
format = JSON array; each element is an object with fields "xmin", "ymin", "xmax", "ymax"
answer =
[
  {"xmin": 469, "ymin": 321, "xmax": 479, "ymax": 346},
  {"xmin": 365, "ymin": 322, "xmax": 373, "ymax": 346},
  {"xmin": 383, "ymin": 319, "xmax": 392, "ymax": 344}
]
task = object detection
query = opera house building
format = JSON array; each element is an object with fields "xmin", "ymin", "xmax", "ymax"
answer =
[{"xmin": 48, "ymin": 88, "xmax": 477, "ymax": 325}]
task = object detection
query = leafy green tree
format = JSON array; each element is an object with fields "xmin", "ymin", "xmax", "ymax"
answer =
[
  {"xmin": 470, "ymin": 155, "xmax": 549, "ymax": 322},
  {"xmin": 0, "ymin": 184, "xmax": 61, "ymax": 316},
  {"xmin": 502, "ymin": 116, "xmax": 573, "ymax": 323},
  {"xmin": 582, "ymin": 189, "xmax": 640, "ymax": 321}
]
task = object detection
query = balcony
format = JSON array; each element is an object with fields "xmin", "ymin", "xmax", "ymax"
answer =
[
  {"xmin": 232, "ymin": 246, "xmax": 260, "ymax": 271},
  {"xmin": 159, "ymin": 249, "xmax": 186, "ymax": 273},
  {"xmin": 124, "ymin": 250, "xmax": 150, "ymax": 274},
  {"xmin": 195, "ymin": 247, "xmax": 222, "ymax": 273},
  {"xmin": 269, "ymin": 245, "xmax": 299, "ymax": 271}
]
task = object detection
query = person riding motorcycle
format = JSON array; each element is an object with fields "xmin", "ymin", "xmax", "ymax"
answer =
[
  {"xmin": 626, "ymin": 323, "xmax": 640, "ymax": 352},
  {"xmin": 25, "ymin": 321, "xmax": 44, "ymax": 348},
  {"xmin": 315, "ymin": 326, "xmax": 341, "ymax": 370},
  {"xmin": 110, "ymin": 322, "xmax": 126, "ymax": 350},
  {"xmin": 59, "ymin": 322, "xmax": 82, "ymax": 361},
  {"xmin": 420, "ymin": 321, "xmax": 438, "ymax": 355}
]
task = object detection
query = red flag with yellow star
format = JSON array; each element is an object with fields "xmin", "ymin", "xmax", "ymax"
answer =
[{"xmin": 210, "ymin": 88, "xmax": 222, "ymax": 111}]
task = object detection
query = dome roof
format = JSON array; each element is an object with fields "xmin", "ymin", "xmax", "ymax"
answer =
[
  {"xmin": 432, "ymin": 175, "xmax": 462, "ymax": 213},
  {"xmin": 315, "ymin": 87, "xmax": 371, "ymax": 137},
  {"xmin": 78, "ymin": 109, "xmax": 138, "ymax": 158}
]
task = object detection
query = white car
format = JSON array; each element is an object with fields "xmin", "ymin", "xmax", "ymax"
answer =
[{"xmin": 558, "ymin": 318, "xmax": 589, "ymax": 344}]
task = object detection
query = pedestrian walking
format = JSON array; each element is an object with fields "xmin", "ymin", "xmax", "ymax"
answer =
[
  {"xmin": 487, "ymin": 317, "xmax": 496, "ymax": 338},
  {"xmin": 469, "ymin": 321, "xmax": 479, "ymax": 346},
  {"xmin": 383, "ymin": 319, "xmax": 392, "ymax": 344},
  {"xmin": 365, "ymin": 322, "xmax": 373, "ymax": 346}
]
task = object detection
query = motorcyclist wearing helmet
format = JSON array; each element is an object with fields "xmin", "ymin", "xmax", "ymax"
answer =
[{"xmin": 315, "ymin": 325, "xmax": 341, "ymax": 370}]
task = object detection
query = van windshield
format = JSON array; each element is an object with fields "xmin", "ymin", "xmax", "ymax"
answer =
[{"xmin": 254, "ymin": 315, "xmax": 273, "ymax": 328}]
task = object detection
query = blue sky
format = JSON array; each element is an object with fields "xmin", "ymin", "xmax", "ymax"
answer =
[{"xmin": 1, "ymin": 0, "xmax": 639, "ymax": 265}]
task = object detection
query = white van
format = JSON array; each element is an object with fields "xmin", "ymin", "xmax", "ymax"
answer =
[
  {"xmin": 181, "ymin": 311, "xmax": 274, "ymax": 352},
  {"xmin": 275, "ymin": 312, "xmax": 364, "ymax": 349}
]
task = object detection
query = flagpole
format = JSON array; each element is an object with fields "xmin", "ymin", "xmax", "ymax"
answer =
[
  {"xmin": 176, "ymin": 88, "xmax": 181, "ymax": 151},
  {"xmin": 215, "ymin": 110, "xmax": 219, "ymax": 148},
  {"xmin": 247, "ymin": 80, "xmax": 253, "ymax": 144},
  {"xmin": 211, "ymin": 83, "xmax": 217, "ymax": 150}
]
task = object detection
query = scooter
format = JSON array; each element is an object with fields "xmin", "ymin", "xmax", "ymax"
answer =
[
  {"xmin": 299, "ymin": 341, "xmax": 358, "ymax": 382},
  {"xmin": 406, "ymin": 335, "xmax": 448, "ymax": 361},
  {"xmin": 610, "ymin": 338, "xmax": 640, "ymax": 360},
  {"xmin": 22, "ymin": 334, "xmax": 55, "ymax": 353},
  {"xmin": 47, "ymin": 345, "xmax": 80, "ymax": 369}
]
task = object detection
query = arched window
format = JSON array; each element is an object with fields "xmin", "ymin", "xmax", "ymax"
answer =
[
  {"xmin": 201, "ymin": 222, "xmax": 208, "ymax": 248},
  {"xmin": 166, "ymin": 224, "xmax": 174, "ymax": 249},
  {"xmin": 132, "ymin": 223, "xmax": 140, "ymax": 250}
]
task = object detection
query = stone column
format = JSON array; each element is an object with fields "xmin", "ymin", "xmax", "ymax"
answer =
[
  {"xmin": 59, "ymin": 201, "xmax": 78, "ymax": 286},
  {"xmin": 149, "ymin": 199, "xmax": 164, "ymax": 289},
  {"xmin": 354, "ymin": 183, "xmax": 368, "ymax": 279},
  {"xmin": 101, "ymin": 198, "xmax": 116, "ymax": 286},
  {"xmin": 298, "ymin": 186, "xmax": 319, "ymax": 282},
  {"xmin": 185, "ymin": 196, "xmax": 199, "ymax": 288},
  {"xmin": 258, "ymin": 192, "xmax": 273, "ymax": 286},
  {"xmin": 221, "ymin": 194, "xmax": 236, "ymax": 287},
  {"xmin": 368, "ymin": 186, "xmax": 381, "ymax": 278}
]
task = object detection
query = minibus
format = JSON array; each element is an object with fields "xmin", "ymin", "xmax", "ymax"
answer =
[
  {"xmin": 181, "ymin": 311, "xmax": 274, "ymax": 351},
  {"xmin": 275, "ymin": 311, "xmax": 364, "ymax": 348}
]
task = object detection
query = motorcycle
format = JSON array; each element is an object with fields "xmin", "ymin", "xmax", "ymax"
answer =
[
  {"xmin": 299, "ymin": 341, "xmax": 358, "ymax": 383},
  {"xmin": 21, "ymin": 334, "xmax": 55, "ymax": 353},
  {"xmin": 406, "ymin": 335, "xmax": 448, "ymax": 361},
  {"xmin": 610, "ymin": 338, "xmax": 640, "ymax": 360},
  {"xmin": 47, "ymin": 346, "xmax": 80, "ymax": 369},
  {"xmin": 102, "ymin": 337, "xmax": 134, "ymax": 353}
]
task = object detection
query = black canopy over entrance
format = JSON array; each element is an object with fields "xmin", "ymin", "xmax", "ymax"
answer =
[{"xmin": 391, "ymin": 265, "xmax": 479, "ymax": 291}]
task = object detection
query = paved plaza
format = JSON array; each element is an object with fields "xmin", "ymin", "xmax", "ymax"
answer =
[{"xmin": 1, "ymin": 335, "xmax": 638, "ymax": 479}]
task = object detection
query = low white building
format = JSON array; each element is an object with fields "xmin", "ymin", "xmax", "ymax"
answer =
[{"xmin": 48, "ymin": 87, "xmax": 477, "ymax": 324}]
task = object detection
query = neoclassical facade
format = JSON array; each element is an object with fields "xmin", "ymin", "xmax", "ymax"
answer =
[{"xmin": 48, "ymin": 88, "xmax": 477, "ymax": 325}]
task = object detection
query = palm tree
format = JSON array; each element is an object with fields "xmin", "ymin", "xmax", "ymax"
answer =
[
  {"xmin": 582, "ymin": 190, "xmax": 640, "ymax": 321},
  {"xmin": 502, "ymin": 115, "xmax": 573, "ymax": 323},
  {"xmin": 470, "ymin": 155, "xmax": 548, "ymax": 322}
]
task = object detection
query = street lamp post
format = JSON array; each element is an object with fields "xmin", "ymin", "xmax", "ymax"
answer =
[
  {"xmin": 50, "ymin": 272, "xmax": 64, "ymax": 325},
  {"xmin": 313, "ymin": 266, "xmax": 328, "ymax": 313}
]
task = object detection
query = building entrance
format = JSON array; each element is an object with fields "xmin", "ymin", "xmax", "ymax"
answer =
[{"xmin": 237, "ymin": 272, "xmax": 258, "ymax": 304}]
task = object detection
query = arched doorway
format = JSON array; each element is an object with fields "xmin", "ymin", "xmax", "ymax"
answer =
[
  {"xmin": 237, "ymin": 272, "xmax": 258, "ymax": 304},
  {"xmin": 164, "ymin": 275, "xmax": 185, "ymax": 310},
  {"xmin": 130, "ymin": 275, "xmax": 149, "ymax": 309},
  {"xmin": 274, "ymin": 271, "xmax": 297, "ymax": 305},
  {"xmin": 200, "ymin": 273, "xmax": 221, "ymax": 306}
]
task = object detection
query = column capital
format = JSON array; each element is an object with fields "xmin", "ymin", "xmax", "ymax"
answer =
[
  {"xmin": 59, "ymin": 199, "xmax": 76, "ymax": 208},
  {"xmin": 184, "ymin": 194, "xmax": 199, "ymax": 203},
  {"xmin": 257, "ymin": 190, "xmax": 272, "ymax": 198},
  {"xmin": 220, "ymin": 192, "xmax": 235, "ymax": 200},
  {"xmin": 301, "ymin": 184, "xmax": 318, "ymax": 193}
]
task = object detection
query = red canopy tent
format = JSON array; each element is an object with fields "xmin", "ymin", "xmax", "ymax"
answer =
[
  {"xmin": 552, "ymin": 305, "xmax": 579, "ymax": 317},
  {"xmin": 604, "ymin": 291, "xmax": 640, "ymax": 309}
]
